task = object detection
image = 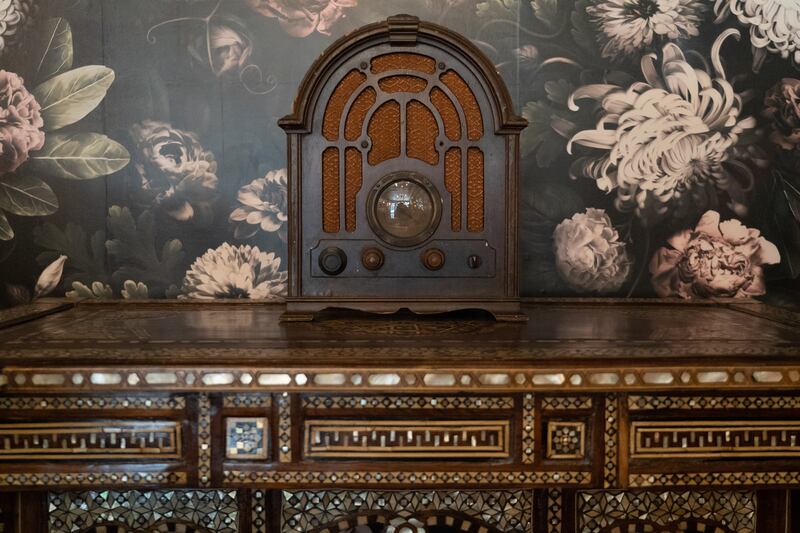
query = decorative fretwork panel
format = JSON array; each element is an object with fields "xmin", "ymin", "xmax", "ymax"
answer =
[
  {"xmin": 630, "ymin": 420, "xmax": 800, "ymax": 458},
  {"xmin": 280, "ymin": 489, "xmax": 532, "ymax": 533},
  {"xmin": 48, "ymin": 490, "xmax": 239, "ymax": 533},
  {"xmin": 577, "ymin": 490, "xmax": 756, "ymax": 533},
  {"xmin": 303, "ymin": 420, "xmax": 510, "ymax": 459},
  {"xmin": 0, "ymin": 421, "xmax": 180, "ymax": 460}
]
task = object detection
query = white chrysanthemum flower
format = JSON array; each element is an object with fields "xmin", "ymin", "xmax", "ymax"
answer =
[
  {"xmin": 714, "ymin": 0, "xmax": 800, "ymax": 67},
  {"xmin": 568, "ymin": 30, "xmax": 757, "ymax": 221},
  {"xmin": 229, "ymin": 168, "xmax": 288, "ymax": 240},
  {"xmin": 181, "ymin": 243, "xmax": 287, "ymax": 300},
  {"xmin": 587, "ymin": 0, "xmax": 706, "ymax": 59},
  {"xmin": 553, "ymin": 208, "xmax": 632, "ymax": 293},
  {"xmin": 0, "ymin": 0, "xmax": 32, "ymax": 55}
]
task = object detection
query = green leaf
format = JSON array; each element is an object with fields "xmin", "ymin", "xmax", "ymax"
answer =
[
  {"xmin": 521, "ymin": 100, "xmax": 571, "ymax": 168},
  {"xmin": 33, "ymin": 65, "xmax": 114, "ymax": 131},
  {"xmin": 34, "ymin": 221, "xmax": 108, "ymax": 285},
  {"xmin": 571, "ymin": 0, "xmax": 601, "ymax": 57},
  {"xmin": 28, "ymin": 133, "xmax": 130, "ymax": 180},
  {"xmin": 0, "ymin": 174, "xmax": 58, "ymax": 216},
  {"xmin": 531, "ymin": 0, "xmax": 559, "ymax": 29},
  {"xmin": 32, "ymin": 18, "xmax": 73, "ymax": 82},
  {"xmin": 0, "ymin": 211, "xmax": 13, "ymax": 241},
  {"xmin": 66, "ymin": 280, "xmax": 113, "ymax": 299},
  {"xmin": 476, "ymin": 0, "xmax": 519, "ymax": 19},
  {"xmin": 105, "ymin": 206, "xmax": 185, "ymax": 295}
]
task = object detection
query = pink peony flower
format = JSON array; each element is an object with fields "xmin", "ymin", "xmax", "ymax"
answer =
[
  {"xmin": 246, "ymin": 0, "xmax": 356, "ymax": 37},
  {"xmin": 0, "ymin": 70, "xmax": 45, "ymax": 174},
  {"xmin": 650, "ymin": 210, "xmax": 781, "ymax": 298},
  {"xmin": 189, "ymin": 17, "xmax": 253, "ymax": 76},
  {"xmin": 129, "ymin": 120, "xmax": 219, "ymax": 223},
  {"xmin": 763, "ymin": 78, "xmax": 800, "ymax": 151}
]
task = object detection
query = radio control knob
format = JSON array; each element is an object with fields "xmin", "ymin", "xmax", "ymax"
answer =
[
  {"xmin": 318, "ymin": 247, "xmax": 347, "ymax": 276},
  {"xmin": 467, "ymin": 254, "xmax": 482, "ymax": 269},
  {"xmin": 421, "ymin": 248, "xmax": 445, "ymax": 271},
  {"xmin": 361, "ymin": 247, "xmax": 385, "ymax": 271}
]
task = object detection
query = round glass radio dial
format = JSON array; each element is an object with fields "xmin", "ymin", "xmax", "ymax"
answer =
[{"xmin": 367, "ymin": 172, "xmax": 441, "ymax": 247}]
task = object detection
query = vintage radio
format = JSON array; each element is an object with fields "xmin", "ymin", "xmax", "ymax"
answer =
[{"xmin": 279, "ymin": 15, "xmax": 527, "ymax": 321}]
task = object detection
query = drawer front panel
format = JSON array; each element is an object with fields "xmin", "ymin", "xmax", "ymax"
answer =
[
  {"xmin": 0, "ymin": 420, "xmax": 181, "ymax": 460},
  {"xmin": 304, "ymin": 419, "xmax": 511, "ymax": 458}
]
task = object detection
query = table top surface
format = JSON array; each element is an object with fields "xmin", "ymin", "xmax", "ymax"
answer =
[{"xmin": 1, "ymin": 298, "xmax": 800, "ymax": 368}]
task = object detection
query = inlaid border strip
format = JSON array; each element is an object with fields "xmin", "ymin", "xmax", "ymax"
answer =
[
  {"xmin": 3, "ymin": 366, "xmax": 800, "ymax": 392},
  {"xmin": 302, "ymin": 395, "xmax": 514, "ymax": 409},
  {"xmin": 603, "ymin": 394, "xmax": 619, "ymax": 489},
  {"xmin": 629, "ymin": 471, "xmax": 800, "ymax": 487},
  {"xmin": 522, "ymin": 393, "xmax": 535, "ymax": 464},
  {"xmin": 278, "ymin": 393, "xmax": 292, "ymax": 463},
  {"xmin": 547, "ymin": 489, "xmax": 562, "ymax": 533},
  {"xmin": 0, "ymin": 395, "xmax": 185, "ymax": 410},
  {"xmin": 197, "ymin": 393, "xmax": 212, "ymax": 487},
  {"xmin": 0, "ymin": 471, "xmax": 187, "ymax": 487},
  {"xmin": 628, "ymin": 395, "xmax": 800, "ymax": 410},
  {"xmin": 225, "ymin": 469, "xmax": 591, "ymax": 487}
]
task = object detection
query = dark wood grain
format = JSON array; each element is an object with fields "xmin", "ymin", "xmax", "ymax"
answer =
[{"xmin": 1, "ymin": 299, "xmax": 799, "ymax": 367}]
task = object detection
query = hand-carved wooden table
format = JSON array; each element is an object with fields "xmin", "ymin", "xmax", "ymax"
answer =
[{"xmin": 1, "ymin": 299, "xmax": 799, "ymax": 532}]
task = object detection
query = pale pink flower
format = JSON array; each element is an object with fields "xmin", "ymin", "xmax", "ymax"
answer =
[
  {"xmin": 650, "ymin": 210, "xmax": 780, "ymax": 298},
  {"xmin": 0, "ymin": 70, "xmax": 45, "ymax": 174},
  {"xmin": 246, "ymin": 0, "xmax": 356, "ymax": 37},
  {"xmin": 553, "ymin": 208, "xmax": 632, "ymax": 293}
]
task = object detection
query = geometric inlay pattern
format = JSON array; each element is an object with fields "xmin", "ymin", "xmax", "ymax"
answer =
[
  {"xmin": 252, "ymin": 489, "xmax": 268, "ymax": 533},
  {"xmin": 304, "ymin": 420, "xmax": 510, "ymax": 459},
  {"xmin": 547, "ymin": 489, "xmax": 562, "ymax": 533},
  {"xmin": 0, "ymin": 421, "xmax": 180, "ymax": 460},
  {"xmin": 278, "ymin": 393, "xmax": 292, "ymax": 463},
  {"xmin": 627, "ymin": 395, "xmax": 800, "ymax": 411},
  {"xmin": 522, "ymin": 393, "xmax": 535, "ymax": 464},
  {"xmin": 280, "ymin": 489, "xmax": 533, "ymax": 532},
  {"xmin": 48, "ymin": 490, "xmax": 239, "ymax": 533},
  {"xmin": 542, "ymin": 397, "xmax": 593, "ymax": 410},
  {"xmin": 226, "ymin": 469, "xmax": 590, "ymax": 487},
  {"xmin": 197, "ymin": 394, "xmax": 212, "ymax": 487},
  {"xmin": 226, "ymin": 417, "xmax": 269, "ymax": 460},
  {"xmin": 546, "ymin": 421, "xmax": 585, "ymax": 460},
  {"xmin": 603, "ymin": 394, "xmax": 618, "ymax": 488},
  {"xmin": 577, "ymin": 490, "xmax": 756, "ymax": 533},
  {"xmin": 302, "ymin": 395, "xmax": 513, "ymax": 410},
  {"xmin": 631, "ymin": 420, "xmax": 800, "ymax": 458}
]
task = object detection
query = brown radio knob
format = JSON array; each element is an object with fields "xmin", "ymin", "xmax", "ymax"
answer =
[
  {"xmin": 318, "ymin": 247, "xmax": 347, "ymax": 276},
  {"xmin": 361, "ymin": 247, "xmax": 385, "ymax": 270},
  {"xmin": 421, "ymin": 248, "xmax": 445, "ymax": 271}
]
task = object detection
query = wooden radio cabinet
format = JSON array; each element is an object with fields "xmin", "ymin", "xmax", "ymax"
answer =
[{"xmin": 279, "ymin": 15, "xmax": 527, "ymax": 321}]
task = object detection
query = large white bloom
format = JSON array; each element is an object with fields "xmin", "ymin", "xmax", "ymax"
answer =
[
  {"xmin": 229, "ymin": 168, "xmax": 288, "ymax": 240},
  {"xmin": 181, "ymin": 243, "xmax": 287, "ymax": 300},
  {"xmin": 0, "ymin": 0, "xmax": 32, "ymax": 55},
  {"xmin": 587, "ymin": 0, "xmax": 706, "ymax": 60},
  {"xmin": 714, "ymin": 0, "xmax": 800, "ymax": 67},
  {"xmin": 568, "ymin": 30, "xmax": 757, "ymax": 222},
  {"xmin": 553, "ymin": 208, "xmax": 632, "ymax": 293}
]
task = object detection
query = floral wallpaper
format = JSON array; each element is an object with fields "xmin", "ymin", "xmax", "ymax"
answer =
[{"xmin": 0, "ymin": 0, "xmax": 798, "ymax": 306}]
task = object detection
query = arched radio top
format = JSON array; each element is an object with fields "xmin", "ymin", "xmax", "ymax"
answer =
[{"xmin": 278, "ymin": 14, "xmax": 528, "ymax": 136}]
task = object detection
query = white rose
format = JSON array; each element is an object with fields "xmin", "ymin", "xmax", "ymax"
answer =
[{"xmin": 553, "ymin": 208, "xmax": 632, "ymax": 293}]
